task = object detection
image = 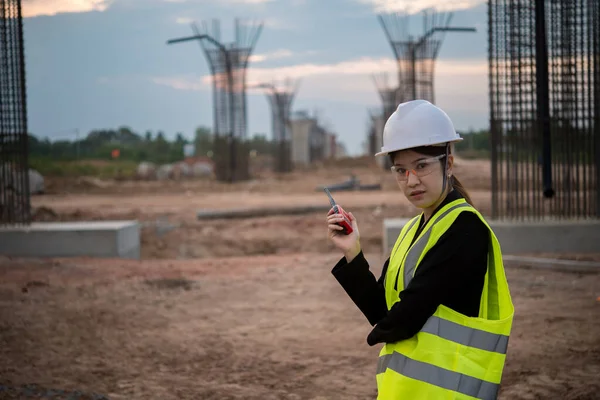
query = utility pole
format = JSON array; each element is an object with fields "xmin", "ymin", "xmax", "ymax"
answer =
[{"xmin": 75, "ymin": 128, "xmax": 80, "ymax": 159}]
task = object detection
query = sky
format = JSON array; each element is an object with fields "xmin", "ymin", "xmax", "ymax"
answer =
[{"xmin": 21, "ymin": 0, "xmax": 490, "ymax": 156}]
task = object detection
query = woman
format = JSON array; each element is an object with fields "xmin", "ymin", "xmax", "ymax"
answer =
[{"xmin": 326, "ymin": 100, "xmax": 514, "ymax": 400}]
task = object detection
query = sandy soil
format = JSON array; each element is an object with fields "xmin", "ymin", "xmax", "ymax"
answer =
[
  {"xmin": 2, "ymin": 156, "xmax": 599, "ymax": 399},
  {"xmin": 30, "ymin": 189, "xmax": 500, "ymax": 260},
  {"xmin": 0, "ymin": 254, "xmax": 599, "ymax": 400},
  {"xmin": 30, "ymin": 157, "xmax": 496, "ymax": 261},
  {"xmin": 29, "ymin": 163, "xmax": 595, "ymax": 262},
  {"xmin": 40, "ymin": 156, "xmax": 493, "ymax": 196}
]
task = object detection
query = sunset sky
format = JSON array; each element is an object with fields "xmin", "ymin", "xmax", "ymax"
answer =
[{"xmin": 21, "ymin": 0, "xmax": 489, "ymax": 155}]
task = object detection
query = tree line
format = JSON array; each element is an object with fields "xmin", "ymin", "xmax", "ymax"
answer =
[
  {"xmin": 455, "ymin": 129, "xmax": 491, "ymax": 158},
  {"xmin": 28, "ymin": 126, "xmax": 277, "ymax": 164},
  {"xmin": 28, "ymin": 126, "xmax": 495, "ymax": 164}
]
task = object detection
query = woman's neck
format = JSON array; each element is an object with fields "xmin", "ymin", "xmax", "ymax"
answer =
[{"xmin": 422, "ymin": 187, "xmax": 451, "ymax": 223}]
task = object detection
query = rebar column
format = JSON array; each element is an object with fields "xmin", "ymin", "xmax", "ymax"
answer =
[
  {"xmin": 0, "ymin": 0, "xmax": 31, "ymax": 226},
  {"xmin": 535, "ymin": 0, "xmax": 553, "ymax": 199},
  {"xmin": 167, "ymin": 19, "xmax": 263, "ymax": 182},
  {"xmin": 488, "ymin": 0, "xmax": 599, "ymax": 220},
  {"xmin": 372, "ymin": 72, "xmax": 399, "ymax": 169},
  {"xmin": 378, "ymin": 8, "xmax": 475, "ymax": 103},
  {"xmin": 255, "ymin": 80, "xmax": 299, "ymax": 173}
]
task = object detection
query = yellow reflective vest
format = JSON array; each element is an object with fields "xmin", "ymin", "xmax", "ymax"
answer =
[{"xmin": 376, "ymin": 198, "xmax": 514, "ymax": 400}]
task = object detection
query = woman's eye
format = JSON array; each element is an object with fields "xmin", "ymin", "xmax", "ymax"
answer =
[
  {"xmin": 416, "ymin": 163, "xmax": 428, "ymax": 170},
  {"xmin": 397, "ymin": 168, "xmax": 407, "ymax": 174}
]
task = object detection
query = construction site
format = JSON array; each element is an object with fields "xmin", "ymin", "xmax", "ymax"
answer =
[{"xmin": 1, "ymin": 0, "xmax": 600, "ymax": 399}]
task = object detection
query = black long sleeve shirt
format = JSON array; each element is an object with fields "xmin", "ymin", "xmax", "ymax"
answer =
[{"xmin": 331, "ymin": 190, "xmax": 489, "ymax": 346}]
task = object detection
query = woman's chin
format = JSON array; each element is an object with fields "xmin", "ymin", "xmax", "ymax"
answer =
[{"xmin": 409, "ymin": 197, "xmax": 435, "ymax": 209}]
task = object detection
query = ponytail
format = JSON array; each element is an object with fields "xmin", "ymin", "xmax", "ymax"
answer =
[{"xmin": 452, "ymin": 176, "xmax": 473, "ymax": 205}]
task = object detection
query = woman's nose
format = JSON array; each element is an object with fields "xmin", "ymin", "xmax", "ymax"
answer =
[{"xmin": 406, "ymin": 170, "xmax": 420, "ymax": 186}]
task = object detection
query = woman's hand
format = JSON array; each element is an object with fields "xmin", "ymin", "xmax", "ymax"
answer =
[{"xmin": 326, "ymin": 207, "xmax": 361, "ymax": 262}]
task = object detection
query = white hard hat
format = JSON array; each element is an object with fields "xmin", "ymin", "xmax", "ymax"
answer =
[{"xmin": 375, "ymin": 100, "xmax": 463, "ymax": 157}]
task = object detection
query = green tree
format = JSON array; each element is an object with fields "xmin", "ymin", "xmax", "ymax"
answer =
[
  {"xmin": 248, "ymin": 133, "xmax": 275, "ymax": 155},
  {"xmin": 175, "ymin": 132, "xmax": 187, "ymax": 145},
  {"xmin": 195, "ymin": 126, "xmax": 213, "ymax": 157},
  {"xmin": 28, "ymin": 126, "xmax": 201, "ymax": 165}
]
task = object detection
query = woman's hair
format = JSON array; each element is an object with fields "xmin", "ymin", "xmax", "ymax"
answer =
[
  {"xmin": 389, "ymin": 144, "xmax": 473, "ymax": 205},
  {"xmin": 451, "ymin": 176, "xmax": 472, "ymax": 205}
]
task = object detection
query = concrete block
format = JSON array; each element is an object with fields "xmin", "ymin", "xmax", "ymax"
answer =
[
  {"xmin": 485, "ymin": 219, "xmax": 600, "ymax": 254},
  {"xmin": 383, "ymin": 218, "xmax": 600, "ymax": 255},
  {"xmin": 383, "ymin": 218, "xmax": 412, "ymax": 256},
  {"xmin": 0, "ymin": 221, "xmax": 140, "ymax": 259}
]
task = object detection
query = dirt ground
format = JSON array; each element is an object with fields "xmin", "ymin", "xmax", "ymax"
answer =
[
  {"xmin": 0, "ymin": 254, "xmax": 599, "ymax": 400},
  {"xmin": 29, "ymin": 157, "xmax": 497, "ymax": 260},
  {"xmin": 1, "ymin": 156, "xmax": 600, "ymax": 399}
]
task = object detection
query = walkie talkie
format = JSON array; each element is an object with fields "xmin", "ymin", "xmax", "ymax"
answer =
[{"xmin": 323, "ymin": 187, "xmax": 353, "ymax": 235}]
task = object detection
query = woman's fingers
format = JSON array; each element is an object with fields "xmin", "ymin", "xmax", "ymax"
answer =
[{"xmin": 328, "ymin": 223, "xmax": 343, "ymax": 231}]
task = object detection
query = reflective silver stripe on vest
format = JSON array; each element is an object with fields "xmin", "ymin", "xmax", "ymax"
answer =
[
  {"xmin": 387, "ymin": 217, "xmax": 420, "ymax": 288},
  {"xmin": 390, "ymin": 216, "xmax": 420, "ymax": 263},
  {"xmin": 403, "ymin": 202, "xmax": 472, "ymax": 289},
  {"xmin": 376, "ymin": 352, "xmax": 499, "ymax": 400},
  {"xmin": 422, "ymin": 316, "xmax": 509, "ymax": 354}
]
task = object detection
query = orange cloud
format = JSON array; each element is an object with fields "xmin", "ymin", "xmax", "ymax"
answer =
[
  {"xmin": 151, "ymin": 56, "xmax": 489, "ymax": 99},
  {"xmin": 358, "ymin": 0, "xmax": 484, "ymax": 14},
  {"xmin": 249, "ymin": 49, "xmax": 295, "ymax": 63},
  {"xmin": 21, "ymin": 0, "xmax": 110, "ymax": 18},
  {"xmin": 245, "ymin": 57, "xmax": 487, "ymax": 83}
]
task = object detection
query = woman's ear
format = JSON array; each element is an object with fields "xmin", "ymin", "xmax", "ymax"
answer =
[{"xmin": 447, "ymin": 154, "xmax": 454, "ymax": 176}]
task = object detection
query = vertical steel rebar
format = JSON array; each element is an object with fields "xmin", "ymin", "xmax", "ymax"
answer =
[
  {"xmin": 593, "ymin": 0, "xmax": 600, "ymax": 218},
  {"xmin": 378, "ymin": 10, "xmax": 475, "ymax": 104},
  {"xmin": 258, "ymin": 81, "xmax": 298, "ymax": 173},
  {"xmin": 168, "ymin": 19, "xmax": 262, "ymax": 182},
  {"xmin": 0, "ymin": 0, "xmax": 31, "ymax": 226},
  {"xmin": 489, "ymin": 0, "xmax": 598, "ymax": 220},
  {"xmin": 535, "ymin": 0, "xmax": 554, "ymax": 202},
  {"xmin": 488, "ymin": 0, "xmax": 498, "ymax": 220}
]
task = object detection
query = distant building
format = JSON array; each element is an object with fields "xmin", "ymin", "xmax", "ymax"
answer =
[
  {"xmin": 324, "ymin": 131, "xmax": 338, "ymax": 159},
  {"xmin": 335, "ymin": 142, "xmax": 348, "ymax": 159},
  {"xmin": 290, "ymin": 110, "xmax": 330, "ymax": 165},
  {"xmin": 289, "ymin": 114, "xmax": 314, "ymax": 165}
]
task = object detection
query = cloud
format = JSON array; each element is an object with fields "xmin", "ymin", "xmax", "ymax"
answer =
[
  {"xmin": 21, "ymin": 0, "xmax": 111, "ymax": 17},
  {"xmin": 262, "ymin": 17, "xmax": 297, "ymax": 31},
  {"xmin": 225, "ymin": 0, "xmax": 274, "ymax": 3},
  {"xmin": 357, "ymin": 0, "xmax": 484, "ymax": 14},
  {"xmin": 175, "ymin": 17, "xmax": 194, "ymax": 24},
  {"xmin": 163, "ymin": 0, "xmax": 275, "ymax": 4},
  {"xmin": 152, "ymin": 75, "xmax": 206, "ymax": 91},
  {"xmin": 167, "ymin": 0, "xmax": 273, "ymax": 3},
  {"xmin": 151, "ymin": 56, "xmax": 488, "ymax": 103},
  {"xmin": 248, "ymin": 57, "xmax": 487, "ymax": 83},
  {"xmin": 249, "ymin": 49, "xmax": 295, "ymax": 63}
]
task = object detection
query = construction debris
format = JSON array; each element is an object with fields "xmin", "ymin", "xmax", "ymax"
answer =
[
  {"xmin": 316, "ymin": 174, "xmax": 382, "ymax": 192},
  {"xmin": 197, "ymin": 205, "xmax": 331, "ymax": 220}
]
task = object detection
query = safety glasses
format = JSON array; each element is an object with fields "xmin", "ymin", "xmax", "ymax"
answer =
[{"xmin": 390, "ymin": 154, "xmax": 446, "ymax": 182}]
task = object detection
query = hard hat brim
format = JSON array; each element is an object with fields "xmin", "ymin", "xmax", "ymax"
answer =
[{"xmin": 374, "ymin": 137, "xmax": 463, "ymax": 157}]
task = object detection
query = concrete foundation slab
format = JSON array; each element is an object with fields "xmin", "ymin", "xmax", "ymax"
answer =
[
  {"xmin": 383, "ymin": 218, "xmax": 600, "ymax": 256},
  {"xmin": 0, "ymin": 221, "xmax": 140, "ymax": 259}
]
